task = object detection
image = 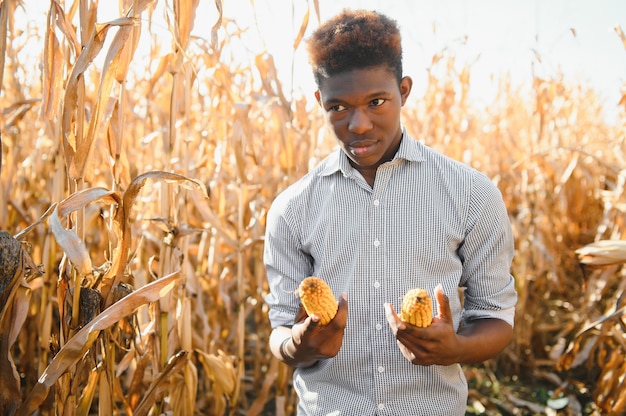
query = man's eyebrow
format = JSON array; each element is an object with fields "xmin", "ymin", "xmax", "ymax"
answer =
[{"xmin": 323, "ymin": 90, "xmax": 392, "ymax": 105}]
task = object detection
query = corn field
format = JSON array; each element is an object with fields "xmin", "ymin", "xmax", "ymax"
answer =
[{"xmin": 0, "ymin": 1, "xmax": 625, "ymax": 415}]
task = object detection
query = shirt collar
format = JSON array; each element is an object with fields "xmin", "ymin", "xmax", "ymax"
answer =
[{"xmin": 318, "ymin": 128, "xmax": 425, "ymax": 177}]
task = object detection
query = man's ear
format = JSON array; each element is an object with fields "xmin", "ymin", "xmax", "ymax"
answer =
[
  {"xmin": 314, "ymin": 90, "xmax": 322, "ymax": 107},
  {"xmin": 399, "ymin": 76, "xmax": 413, "ymax": 106}
]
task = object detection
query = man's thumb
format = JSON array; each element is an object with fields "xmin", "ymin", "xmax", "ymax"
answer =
[{"xmin": 434, "ymin": 284, "xmax": 452, "ymax": 322}]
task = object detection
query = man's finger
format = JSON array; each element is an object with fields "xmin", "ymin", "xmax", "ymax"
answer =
[
  {"xmin": 331, "ymin": 292, "xmax": 348, "ymax": 325},
  {"xmin": 434, "ymin": 284, "xmax": 452, "ymax": 323},
  {"xmin": 295, "ymin": 303, "xmax": 308, "ymax": 323},
  {"xmin": 337, "ymin": 292, "xmax": 348, "ymax": 314},
  {"xmin": 384, "ymin": 302, "xmax": 406, "ymax": 331}
]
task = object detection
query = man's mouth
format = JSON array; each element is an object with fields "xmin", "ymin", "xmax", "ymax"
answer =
[{"xmin": 349, "ymin": 141, "xmax": 377, "ymax": 157}]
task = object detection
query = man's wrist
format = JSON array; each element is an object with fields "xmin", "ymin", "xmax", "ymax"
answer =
[{"xmin": 279, "ymin": 337, "xmax": 295, "ymax": 361}]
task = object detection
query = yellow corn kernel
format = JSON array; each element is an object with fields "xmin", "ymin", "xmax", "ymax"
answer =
[
  {"xmin": 400, "ymin": 288, "xmax": 433, "ymax": 328},
  {"xmin": 298, "ymin": 276, "xmax": 338, "ymax": 326}
]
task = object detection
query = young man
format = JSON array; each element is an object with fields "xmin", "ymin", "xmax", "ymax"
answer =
[{"xmin": 263, "ymin": 9, "xmax": 517, "ymax": 415}]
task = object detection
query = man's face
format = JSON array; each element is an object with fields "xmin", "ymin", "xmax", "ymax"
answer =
[{"xmin": 315, "ymin": 66, "xmax": 412, "ymax": 175}]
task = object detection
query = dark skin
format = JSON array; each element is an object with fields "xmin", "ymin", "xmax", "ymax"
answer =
[
  {"xmin": 271, "ymin": 288, "xmax": 513, "ymax": 368},
  {"xmin": 314, "ymin": 66, "xmax": 411, "ymax": 188},
  {"xmin": 384, "ymin": 285, "xmax": 514, "ymax": 366},
  {"xmin": 270, "ymin": 294, "xmax": 348, "ymax": 368},
  {"xmin": 269, "ymin": 65, "xmax": 513, "ymax": 367}
]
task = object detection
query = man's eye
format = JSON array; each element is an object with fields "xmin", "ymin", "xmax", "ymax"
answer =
[
  {"xmin": 329, "ymin": 104, "xmax": 346, "ymax": 112},
  {"xmin": 370, "ymin": 98, "xmax": 386, "ymax": 107}
]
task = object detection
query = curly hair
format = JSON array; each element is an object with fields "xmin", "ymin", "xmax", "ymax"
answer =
[{"xmin": 306, "ymin": 9, "xmax": 403, "ymax": 86}]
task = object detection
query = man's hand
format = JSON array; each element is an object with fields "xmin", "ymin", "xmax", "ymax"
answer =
[
  {"xmin": 385, "ymin": 285, "xmax": 514, "ymax": 366},
  {"xmin": 385, "ymin": 285, "xmax": 460, "ymax": 366},
  {"xmin": 279, "ymin": 293, "xmax": 348, "ymax": 367}
]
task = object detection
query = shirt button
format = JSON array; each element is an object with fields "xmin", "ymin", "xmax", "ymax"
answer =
[
  {"xmin": 375, "ymin": 323, "xmax": 382, "ymax": 330},
  {"xmin": 378, "ymin": 403, "xmax": 385, "ymax": 410},
  {"xmin": 377, "ymin": 366, "xmax": 385, "ymax": 373},
  {"xmin": 373, "ymin": 281, "xmax": 380, "ymax": 289},
  {"xmin": 373, "ymin": 199, "xmax": 380, "ymax": 206},
  {"xmin": 373, "ymin": 239, "xmax": 380, "ymax": 247}
]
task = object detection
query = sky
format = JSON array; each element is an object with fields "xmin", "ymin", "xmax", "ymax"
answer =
[
  {"xmin": 240, "ymin": 0, "xmax": 626, "ymax": 122},
  {"xmin": 17, "ymin": 0, "xmax": 626, "ymax": 123}
]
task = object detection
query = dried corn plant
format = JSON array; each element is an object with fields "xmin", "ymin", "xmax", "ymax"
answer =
[
  {"xmin": 0, "ymin": 0, "xmax": 308, "ymax": 414},
  {"xmin": 0, "ymin": 0, "xmax": 625, "ymax": 415}
]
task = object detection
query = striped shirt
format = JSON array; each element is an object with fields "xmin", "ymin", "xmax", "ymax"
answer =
[{"xmin": 264, "ymin": 130, "xmax": 517, "ymax": 415}]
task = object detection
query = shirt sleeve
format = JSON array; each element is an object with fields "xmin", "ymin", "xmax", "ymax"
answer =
[
  {"xmin": 458, "ymin": 172, "xmax": 518, "ymax": 327},
  {"xmin": 263, "ymin": 190, "xmax": 313, "ymax": 328}
]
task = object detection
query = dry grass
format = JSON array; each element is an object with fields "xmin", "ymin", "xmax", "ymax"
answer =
[{"xmin": 0, "ymin": 1, "xmax": 624, "ymax": 415}]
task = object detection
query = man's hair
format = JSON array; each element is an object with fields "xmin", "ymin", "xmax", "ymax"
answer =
[{"xmin": 306, "ymin": 9, "xmax": 403, "ymax": 86}]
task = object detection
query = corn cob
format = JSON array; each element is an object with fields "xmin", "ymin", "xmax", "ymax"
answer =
[
  {"xmin": 400, "ymin": 287, "xmax": 433, "ymax": 327},
  {"xmin": 298, "ymin": 276, "xmax": 338, "ymax": 326}
]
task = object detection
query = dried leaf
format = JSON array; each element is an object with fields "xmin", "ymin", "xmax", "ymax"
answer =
[
  {"xmin": 115, "ymin": 18, "xmax": 142, "ymax": 83},
  {"xmin": 293, "ymin": 4, "xmax": 309, "ymax": 50},
  {"xmin": 61, "ymin": 22, "xmax": 111, "ymax": 176},
  {"xmin": 188, "ymin": 190, "xmax": 238, "ymax": 247},
  {"xmin": 0, "ymin": 232, "xmax": 36, "ymax": 416},
  {"xmin": 132, "ymin": 351, "xmax": 189, "ymax": 416},
  {"xmin": 174, "ymin": 0, "xmax": 199, "ymax": 51},
  {"xmin": 2, "ymin": 99, "xmax": 39, "ymax": 129},
  {"xmin": 98, "ymin": 367, "xmax": 113, "ymax": 416},
  {"xmin": 594, "ymin": 348, "xmax": 626, "ymax": 412},
  {"xmin": 0, "ymin": 0, "xmax": 15, "ymax": 97},
  {"xmin": 169, "ymin": 362, "xmax": 198, "ymax": 416},
  {"xmin": 124, "ymin": 171, "xmax": 207, "ymax": 212},
  {"xmin": 42, "ymin": 6, "xmax": 65, "ymax": 120},
  {"xmin": 211, "ymin": 0, "xmax": 223, "ymax": 52},
  {"xmin": 73, "ymin": 18, "xmax": 136, "ymax": 181},
  {"xmin": 122, "ymin": 0, "xmax": 157, "ymax": 16},
  {"xmin": 576, "ymin": 240, "xmax": 626, "ymax": 266},
  {"xmin": 615, "ymin": 25, "xmax": 626, "ymax": 50},
  {"xmin": 312, "ymin": 0, "xmax": 320, "ymax": 24},
  {"xmin": 247, "ymin": 358, "xmax": 278, "ymax": 416},
  {"xmin": 18, "ymin": 271, "xmax": 182, "ymax": 415},
  {"xmin": 75, "ymin": 367, "xmax": 99, "ymax": 416},
  {"xmin": 555, "ymin": 152, "xmax": 578, "ymax": 194},
  {"xmin": 50, "ymin": 188, "xmax": 119, "ymax": 276},
  {"xmin": 99, "ymin": 171, "xmax": 207, "ymax": 307},
  {"xmin": 196, "ymin": 349, "xmax": 236, "ymax": 395},
  {"xmin": 50, "ymin": 1, "xmax": 81, "ymax": 54}
]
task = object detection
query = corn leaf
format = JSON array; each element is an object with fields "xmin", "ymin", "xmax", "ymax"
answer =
[
  {"xmin": 18, "ymin": 271, "xmax": 181, "ymax": 415},
  {"xmin": 576, "ymin": 240, "xmax": 626, "ymax": 266},
  {"xmin": 50, "ymin": 188, "xmax": 119, "ymax": 276}
]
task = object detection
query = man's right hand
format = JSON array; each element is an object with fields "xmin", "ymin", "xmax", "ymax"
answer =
[{"xmin": 283, "ymin": 293, "xmax": 348, "ymax": 367}]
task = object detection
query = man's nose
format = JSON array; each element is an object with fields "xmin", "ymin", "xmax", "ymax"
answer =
[{"xmin": 347, "ymin": 109, "xmax": 373, "ymax": 134}]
